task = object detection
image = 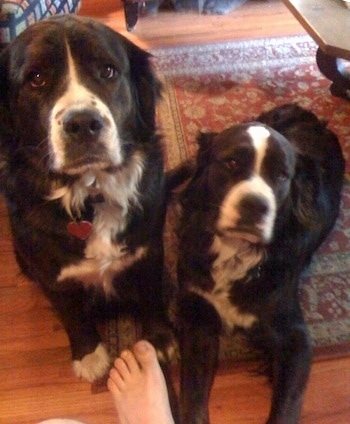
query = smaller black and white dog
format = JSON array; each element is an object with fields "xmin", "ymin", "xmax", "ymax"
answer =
[
  {"xmin": 0, "ymin": 15, "xmax": 175, "ymax": 385},
  {"xmin": 176, "ymin": 104, "xmax": 345, "ymax": 424}
]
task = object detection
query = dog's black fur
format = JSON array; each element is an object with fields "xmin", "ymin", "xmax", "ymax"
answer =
[
  {"xmin": 0, "ymin": 16, "xmax": 175, "ymax": 384},
  {"xmin": 176, "ymin": 104, "xmax": 345, "ymax": 423}
]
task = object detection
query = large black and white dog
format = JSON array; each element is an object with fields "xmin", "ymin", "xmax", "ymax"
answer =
[
  {"xmin": 176, "ymin": 104, "xmax": 345, "ymax": 423},
  {"xmin": 0, "ymin": 16, "xmax": 174, "ymax": 383}
]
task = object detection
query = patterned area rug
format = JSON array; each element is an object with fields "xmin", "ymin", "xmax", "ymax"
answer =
[{"xmin": 95, "ymin": 35, "xmax": 350, "ymax": 391}]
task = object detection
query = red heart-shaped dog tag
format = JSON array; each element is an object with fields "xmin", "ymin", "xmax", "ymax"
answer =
[{"xmin": 67, "ymin": 221, "xmax": 92, "ymax": 240}]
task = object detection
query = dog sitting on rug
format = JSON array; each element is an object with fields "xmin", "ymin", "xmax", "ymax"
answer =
[
  {"xmin": 0, "ymin": 15, "xmax": 176, "ymax": 390},
  {"xmin": 174, "ymin": 104, "xmax": 345, "ymax": 423}
]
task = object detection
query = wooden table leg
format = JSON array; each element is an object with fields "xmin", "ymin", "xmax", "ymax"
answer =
[
  {"xmin": 316, "ymin": 48, "xmax": 350, "ymax": 100},
  {"xmin": 122, "ymin": 0, "xmax": 139, "ymax": 31}
]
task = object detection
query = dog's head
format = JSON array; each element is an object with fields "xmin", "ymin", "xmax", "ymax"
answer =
[
  {"xmin": 192, "ymin": 123, "xmax": 296, "ymax": 245},
  {"xmin": 0, "ymin": 15, "xmax": 161, "ymax": 179}
]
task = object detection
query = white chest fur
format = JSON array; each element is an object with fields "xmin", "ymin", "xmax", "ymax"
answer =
[
  {"xmin": 192, "ymin": 235, "xmax": 263, "ymax": 331},
  {"xmin": 51, "ymin": 153, "xmax": 146, "ymax": 296},
  {"xmin": 57, "ymin": 205, "xmax": 147, "ymax": 296}
]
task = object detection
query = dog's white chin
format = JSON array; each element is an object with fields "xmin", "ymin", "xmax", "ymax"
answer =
[
  {"xmin": 61, "ymin": 161, "xmax": 117, "ymax": 176},
  {"xmin": 234, "ymin": 232, "xmax": 262, "ymax": 244},
  {"xmin": 220, "ymin": 228, "xmax": 263, "ymax": 244}
]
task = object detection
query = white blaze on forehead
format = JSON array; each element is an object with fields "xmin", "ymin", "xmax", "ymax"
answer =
[
  {"xmin": 216, "ymin": 125, "xmax": 276, "ymax": 244},
  {"xmin": 49, "ymin": 43, "xmax": 121, "ymax": 171},
  {"xmin": 247, "ymin": 125, "xmax": 270, "ymax": 173}
]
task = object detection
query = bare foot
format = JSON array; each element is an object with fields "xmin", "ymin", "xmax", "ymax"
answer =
[{"xmin": 107, "ymin": 340, "xmax": 175, "ymax": 424}]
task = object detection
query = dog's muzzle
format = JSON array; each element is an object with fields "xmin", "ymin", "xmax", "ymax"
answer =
[
  {"xmin": 63, "ymin": 109, "xmax": 104, "ymax": 143},
  {"xmin": 238, "ymin": 194, "xmax": 269, "ymax": 225}
]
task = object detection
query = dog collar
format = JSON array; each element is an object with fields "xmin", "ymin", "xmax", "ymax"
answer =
[
  {"xmin": 247, "ymin": 264, "xmax": 262, "ymax": 280},
  {"xmin": 239, "ymin": 263, "xmax": 263, "ymax": 284}
]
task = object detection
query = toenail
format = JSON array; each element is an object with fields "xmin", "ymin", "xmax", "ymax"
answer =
[
  {"xmin": 121, "ymin": 349, "xmax": 131, "ymax": 359},
  {"xmin": 135, "ymin": 340, "xmax": 149, "ymax": 352}
]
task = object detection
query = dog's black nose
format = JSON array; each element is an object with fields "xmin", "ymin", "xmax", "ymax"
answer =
[
  {"xmin": 63, "ymin": 110, "xmax": 104, "ymax": 141},
  {"xmin": 239, "ymin": 194, "xmax": 269, "ymax": 222}
]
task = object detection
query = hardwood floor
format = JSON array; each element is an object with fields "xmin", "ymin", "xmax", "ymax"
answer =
[
  {"xmin": 79, "ymin": 0, "xmax": 309, "ymax": 49},
  {"xmin": 1, "ymin": 1, "xmax": 350, "ymax": 423}
]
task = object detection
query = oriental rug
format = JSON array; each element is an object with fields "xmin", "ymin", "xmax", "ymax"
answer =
[{"xmin": 94, "ymin": 35, "xmax": 350, "ymax": 391}]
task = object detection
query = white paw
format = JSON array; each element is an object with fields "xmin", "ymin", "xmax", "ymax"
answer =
[
  {"xmin": 73, "ymin": 343, "xmax": 110, "ymax": 382},
  {"xmin": 156, "ymin": 340, "xmax": 179, "ymax": 364}
]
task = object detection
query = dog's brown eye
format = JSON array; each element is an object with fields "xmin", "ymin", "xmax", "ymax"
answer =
[
  {"xmin": 100, "ymin": 65, "xmax": 116, "ymax": 79},
  {"xmin": 226, "ymin": 159, "xmax": 239, "ymax": 172},
  {"xmin": 28, "ymin": 71, "xmax": 46, "ymax": 88}
]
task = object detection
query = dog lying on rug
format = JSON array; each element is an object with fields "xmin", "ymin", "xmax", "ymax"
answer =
[
  {"xmin": 175, "ymin": 104, "xmax": 345, "ymax": 423},
  {"xmin": 0, "ymin": 15, "xmax": 175, "ymax": 386}
]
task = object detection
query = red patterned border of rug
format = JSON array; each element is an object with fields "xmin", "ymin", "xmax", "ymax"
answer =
[
  {"xmin": 95, "ymin": 35, "xmax": 350, "ymax": 392},
  {"xmin": 154, "ymin": 35, "xmax": 350, "ymax": 173}
]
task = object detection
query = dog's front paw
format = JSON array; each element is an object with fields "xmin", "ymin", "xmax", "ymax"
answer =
[{"xmin": 73, "ymin": 343, "xmax": 110, "ymax": 382}]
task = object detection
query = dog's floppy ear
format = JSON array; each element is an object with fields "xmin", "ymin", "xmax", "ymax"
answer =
[
  {"xmin": 0, "ymin": 48, "xmax": 13, "ymax": 137},
  {"xmin": 196, "ymin": 131, "xmax": 217, "ymax": 169},
  {"xmin": 0, "ymin": 48, "xmax": 14, "ymax": 192},
  {"xmin": 290, "ymin": 153, "xmax": 322, "ymax": 230},
  {"xmin": 164, "ymin": 132, "xmax": 217, "ymax": 199},
  {"xmin": 125, "ymin": 41, "xmax": 162, "ymax": 139}
]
